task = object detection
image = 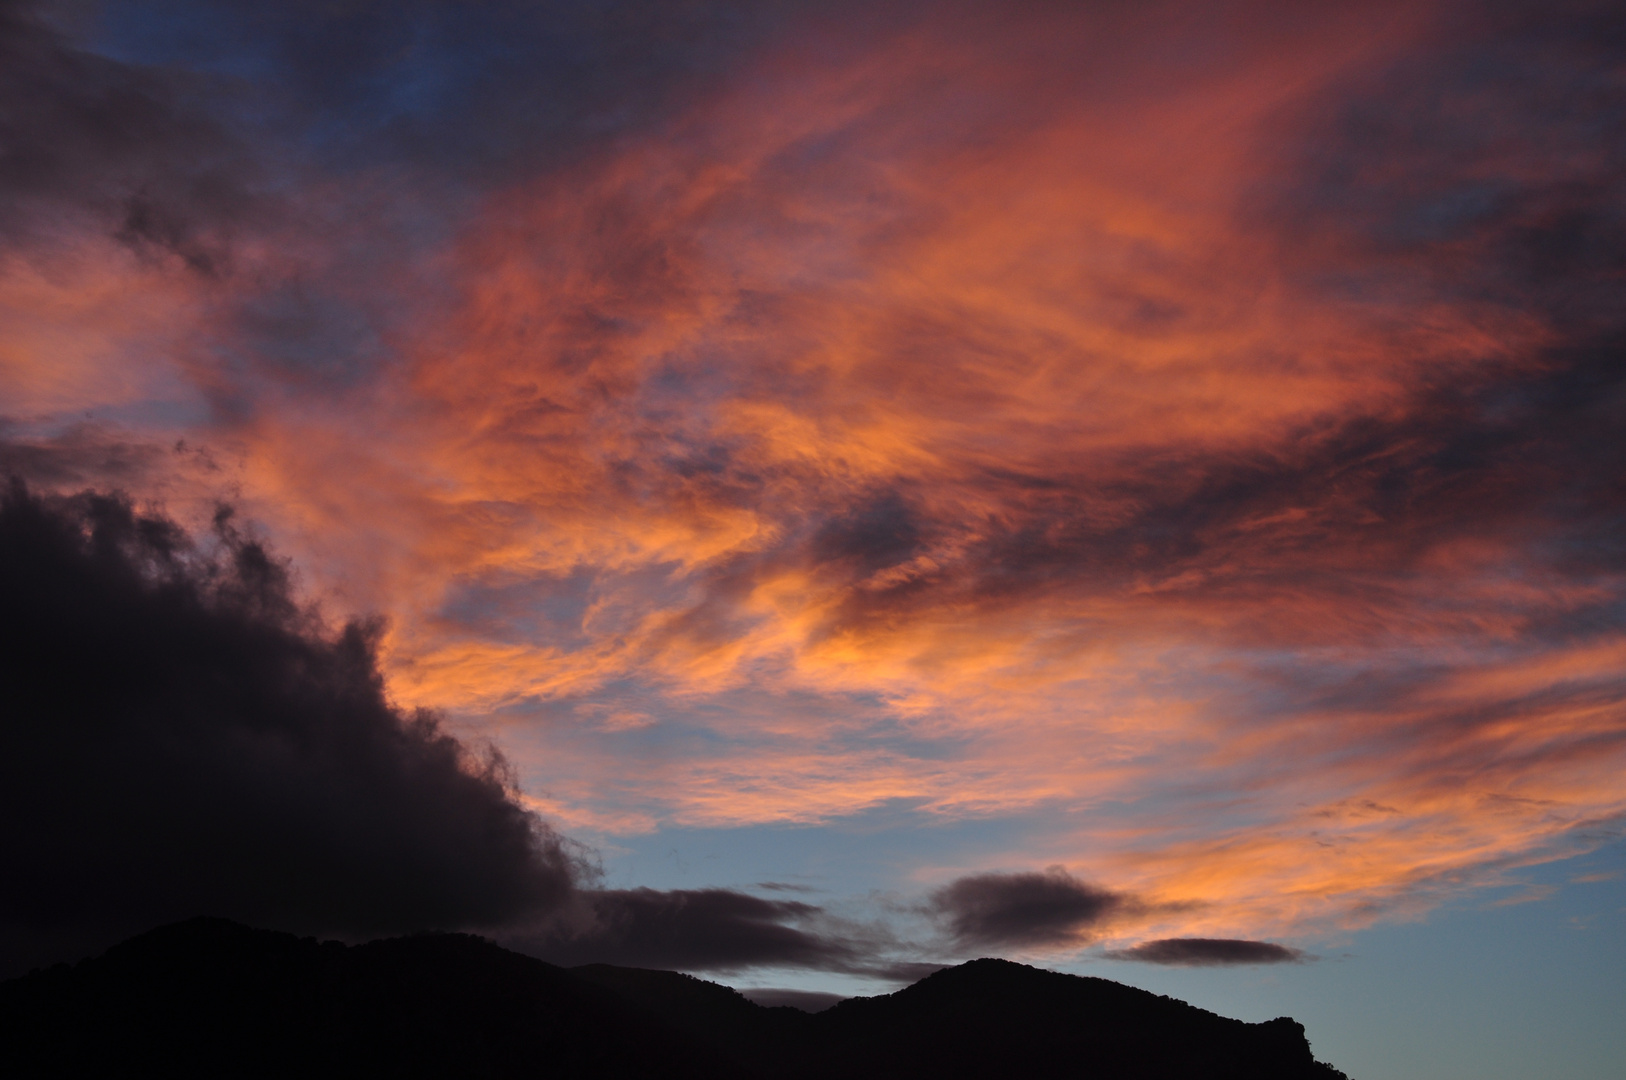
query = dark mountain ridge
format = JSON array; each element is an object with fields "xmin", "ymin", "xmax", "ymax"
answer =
[{"xmin": 1, "ymin": 918, "xmax": 1349, "ymax": 1079}]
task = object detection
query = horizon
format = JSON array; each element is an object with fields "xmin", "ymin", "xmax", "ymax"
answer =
[{"xmin": 1, "ymin": 2, "xmax": 1622, "ymax": 1077}]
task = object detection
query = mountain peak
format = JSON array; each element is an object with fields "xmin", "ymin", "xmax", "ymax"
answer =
[{"xmin": 3, "ymin": 919, "xmax": 1348, "ymax": 1079}]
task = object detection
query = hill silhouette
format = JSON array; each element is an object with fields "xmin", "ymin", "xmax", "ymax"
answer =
[{"xmin": 1, "ymin": 919, "xmax": 1349, "ymax": 1079}]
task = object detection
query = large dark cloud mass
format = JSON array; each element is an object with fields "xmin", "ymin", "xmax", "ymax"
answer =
[
  {"xmin": 0, "ymin": 483, "xmax": 580, "ymax": 974},
  {"xmin": 930, "ymin": 869, "xmax": 1128, "ymax": 951},
  {"xmin": 0, "ymin": 481, "xmax": 914, "ymax": 979},
  {"xmin": 1108, "ymin": 939, "xmax": 1307, "ymax": 967}
]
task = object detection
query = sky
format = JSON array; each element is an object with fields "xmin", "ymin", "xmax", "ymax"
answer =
[{"xmin": 0, "ymin": 1, "xmax": 1622, "ymax": 1076}]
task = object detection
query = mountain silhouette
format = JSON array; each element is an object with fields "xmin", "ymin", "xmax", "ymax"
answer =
[{"xmin": 1, "ymin": 919, "xmax": 1349, "ymax": 1079}]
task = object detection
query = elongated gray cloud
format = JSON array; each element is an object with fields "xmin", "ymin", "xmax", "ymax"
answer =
[
  {"xmin": 1108, "ymin": 938, "xmax": 1307, "ymax": 966},
  {"xmin": 517, "ymin": 888, "xmax": 857, "ymax": 972},
  {"xmin": 509, "ymin": 887, "xmax": 935, "ymax": 979}
]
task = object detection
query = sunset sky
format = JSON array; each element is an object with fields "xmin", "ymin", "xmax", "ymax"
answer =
[{"xmin": 2, "ymin": 1, "xmax": 1623, "ymax": 1077}]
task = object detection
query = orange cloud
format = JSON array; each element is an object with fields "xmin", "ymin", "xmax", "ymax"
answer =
[{"xmin": 4, "ymin": 0, "xmax": 1622, "ymax": 947}]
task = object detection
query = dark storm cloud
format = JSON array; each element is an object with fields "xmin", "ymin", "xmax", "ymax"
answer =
[
  {"xmin": 0, "ymin": 482, "xmax": 580, "ymax": 975},
  {"xmin": 930, "ymin": 868, "xmax": 1129, "ymax": 950},
  {"xmin": 1107, "ymin": 938, "xmax": 1307, "ymax": 966},
  {"xmin": 0, "ymin": 0, "xmax": 257, "ymax": 270},
  {"xmin": 512, "ymin": 887, "xmax": 870, "ymax": 973}
]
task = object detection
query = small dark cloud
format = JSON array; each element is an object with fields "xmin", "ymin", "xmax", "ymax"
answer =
[
  {"xmin": 0, "ymin": 482, "xmax": 580, "ymax": 976},
  {"xmin": 739, "ymin": 988, "xmax": 849, "ymax": 1012},
  {"xmin": 510, "ymin": 887, "xmax": 869, "ymax": 973},
  {"xmin": 930, "ymin": 867, "xmax": 1128, "ymax": 950},
  {"xmin": 1106, "ymin": 938, "xmax": 1307, "ymax": 967}
]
